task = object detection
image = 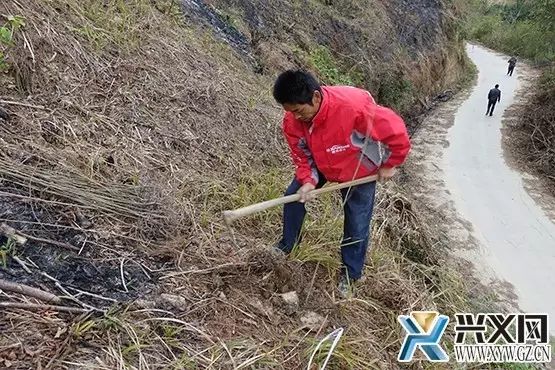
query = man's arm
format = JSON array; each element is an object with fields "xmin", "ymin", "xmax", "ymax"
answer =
[
  {"xmin": 355, "ymin": 99, "xmax": 411, "ymax": 180},
  {"xmin": 371, "ymin": 106, "xmax": 411, "ymax": 168},
  {"xmin": 498, "ymin": 90, "xmax": 501, "ymax": 102},
  {"xmin": 283, "ymin": 119, "xmax": 319, "ymax": 186}
]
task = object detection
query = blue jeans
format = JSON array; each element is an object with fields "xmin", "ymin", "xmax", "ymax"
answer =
[{"xmin": 278, "ymin": 174, "xmax": 377, "ymax": 280}]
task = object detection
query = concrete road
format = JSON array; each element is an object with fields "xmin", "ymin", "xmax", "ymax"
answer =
[{"xmin": 444, "ymin": 44, "xmax": 555, "ymax": 330}]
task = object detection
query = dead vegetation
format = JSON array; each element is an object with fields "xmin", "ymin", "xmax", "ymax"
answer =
[
  {"xmin": 0, "ymin": 0, "xmax": 472, "ymax": 368},
  {"xmin": 1, "ymin": 185, "xmax": 466, "ymax": 369},
  {"xmin": 210, "ymin": 0, "xmax": 472, "ymax": 114},
  {"xmin": 517, "ymin": 68, "xmax": 555, "ymax": 188}
]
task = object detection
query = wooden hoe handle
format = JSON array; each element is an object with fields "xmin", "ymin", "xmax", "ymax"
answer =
[{"xmin": 222, "ymin": 175, "xmax": 378, "ymax": 225}]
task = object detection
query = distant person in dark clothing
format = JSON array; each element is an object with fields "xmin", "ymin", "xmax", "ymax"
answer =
[
  {"xmin": 486, "ymin": 84, "xmax": 501, "ymax": 116},
  {"xmin": 507, "ymin": 57, "xmax": 517, "ymax": 76}
]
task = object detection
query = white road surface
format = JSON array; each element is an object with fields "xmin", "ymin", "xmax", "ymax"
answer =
[{"xmin": 444, "ymin": 44, "xmax": 555, "ymax": 330}]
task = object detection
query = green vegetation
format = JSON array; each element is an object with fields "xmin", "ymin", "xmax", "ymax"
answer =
[
  {"xmin": 0, "ymin": 15, "xmax": 24, "ymax": 71},
  {"xmin": 64, "ymin": 0, "xmax": 180, "ymax": 51},
  {"xmin": 309, "ymin": 45, "xmax": 363, "ymax": 86},
  {"xmin": 463, "ymin": 0, "xmax": 555, "ymax": 63},
  {"xmin": 289, "ymin": 192, "xmax": 344, "ymax": 270},
  {"xmin": 197, "ymin": 167, "xmax": 289, "ymax": 233},
  {"xmin": 0, "ymin": 237, "xmax": 16, "ymax": 268},
  {"xmin": 70, "ymin": 0, "xmax": 151, "ymax": 50},
  {"xmin": 377, "ymin": 70, "xmax": 414, "ymax": 114}
]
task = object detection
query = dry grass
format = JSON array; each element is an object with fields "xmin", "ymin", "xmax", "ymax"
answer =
[
  {"xmin": 518, "ymin": 68, "xmax": 555, "ymax": 186},
  {"xmin": 0, "ymin": 0, "xmax": 474, "ymax": 369}
]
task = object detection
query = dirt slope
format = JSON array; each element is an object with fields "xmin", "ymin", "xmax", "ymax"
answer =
[
  {"xmin": 208, "ymin": 0, "xmax": 469, "ymax": 113},
  {"xmin": 1, "ymin": 0, "xmax": 470, "ymax": 368}
]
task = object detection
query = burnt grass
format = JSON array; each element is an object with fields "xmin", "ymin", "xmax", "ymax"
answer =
[
  {"xmin": 0, "ymin": 0, "xmax": 472, "ymax": 368},
  {"xmin": 0, "ymin": 196, "xmax": 157, "ymax": 307}
]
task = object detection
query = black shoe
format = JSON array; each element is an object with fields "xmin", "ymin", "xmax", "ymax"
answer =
[
  {"xmin": 270, "ymin": 242, "xmax": 288, "ymax": 257},
  {"xmin": 337, "ymin": 272, "xmax": 360, "ymax": 299},
  {"xmin": 337, "ymin": 274, "xmax": 352, "ymax": 298}
]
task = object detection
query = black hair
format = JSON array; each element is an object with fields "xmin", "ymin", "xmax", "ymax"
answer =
[
  {"xmin": 495, "ymin": 84, "xmax": 499, "ymax": 88},
  {"xmin": 273, "ymin": 70, "xmax": 321, "ymax": 105}
]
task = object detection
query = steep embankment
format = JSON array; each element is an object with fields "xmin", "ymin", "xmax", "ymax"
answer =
[
  {"xmin": 205, "ymin": 0, "xmax": 470, "ymax": 113},
  {"xmin": 1, "ymin": 1, "xmax": 469, "ymax": 368}
]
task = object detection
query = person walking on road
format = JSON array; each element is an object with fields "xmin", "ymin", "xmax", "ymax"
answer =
[
  {"xmin": 272, "ymin": 70, "xmax": 411, "ymax": 298},
  {"xmin": 486, "ymin": 84, "xmax": 501, "ymax": 117},
  {"xmin": 507, "ymin": 57, "xmax": 517, "ymax": 76}
]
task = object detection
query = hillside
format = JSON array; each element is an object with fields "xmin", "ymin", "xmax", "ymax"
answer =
[{"xmin": 0, "ymin": 0, "xmax": 471, "ymax": 368}]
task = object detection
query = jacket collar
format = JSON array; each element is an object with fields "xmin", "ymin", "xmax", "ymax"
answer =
[{"xmin": 310, "ymin": 87, "xmax": 329, "ymax": 127}]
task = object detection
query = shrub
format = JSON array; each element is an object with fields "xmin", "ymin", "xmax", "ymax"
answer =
[
  {"xmin": 0, "ymin": 15, "xmax": 25, "ymax": 71},
  {"xmin": 310, "ymin": 45, "xmax": 358, "ymax": 86}
]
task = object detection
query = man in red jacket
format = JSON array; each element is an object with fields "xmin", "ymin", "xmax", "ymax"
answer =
[{"xmin": 272, "ymin": 70, "xmax": 411, "ymax": 297}]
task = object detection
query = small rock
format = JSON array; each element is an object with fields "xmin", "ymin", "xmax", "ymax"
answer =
[
  {"xmin": 300, "ymin": 311, "xmax": 326, "ymax": 332},
  {"xmin": 133, "ymin": 299, "xmax": 156, "ymax": 309},
  {"xmin": 0, "ymin": 106, "xmax": 10, "ymax": 121},
  {"xmin": 157, "ymin": 294, "xmax": 188, "ymax": 311},
  {"xmin": 280, "ymin": 291, "xmax": 299, "ymax": 305},
  {"xmin": 219, "ymin": 291, "xmax": 226, "ymax": 300},
  {"xmin": 279, "ymin": 291, "xmax": 299, "ymax": 315}
]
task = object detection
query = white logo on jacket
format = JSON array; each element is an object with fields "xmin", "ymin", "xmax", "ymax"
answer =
[{"xmin": 326, "ymin": 144, "xmax": 350, "ymax": 154}]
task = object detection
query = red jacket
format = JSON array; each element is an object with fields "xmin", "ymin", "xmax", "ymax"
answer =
[{"xmin": 282, "ymin": 86, "xmax": 411, "ymax": 185}]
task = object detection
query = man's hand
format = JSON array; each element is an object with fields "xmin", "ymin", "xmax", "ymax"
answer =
[
  {"xmin": 377, "ymin": 167, "xmax": 396, "ymax": 182},
  {"xmin": 297, "ymin": 182, "xmax": 316, "ymax": 203}
]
